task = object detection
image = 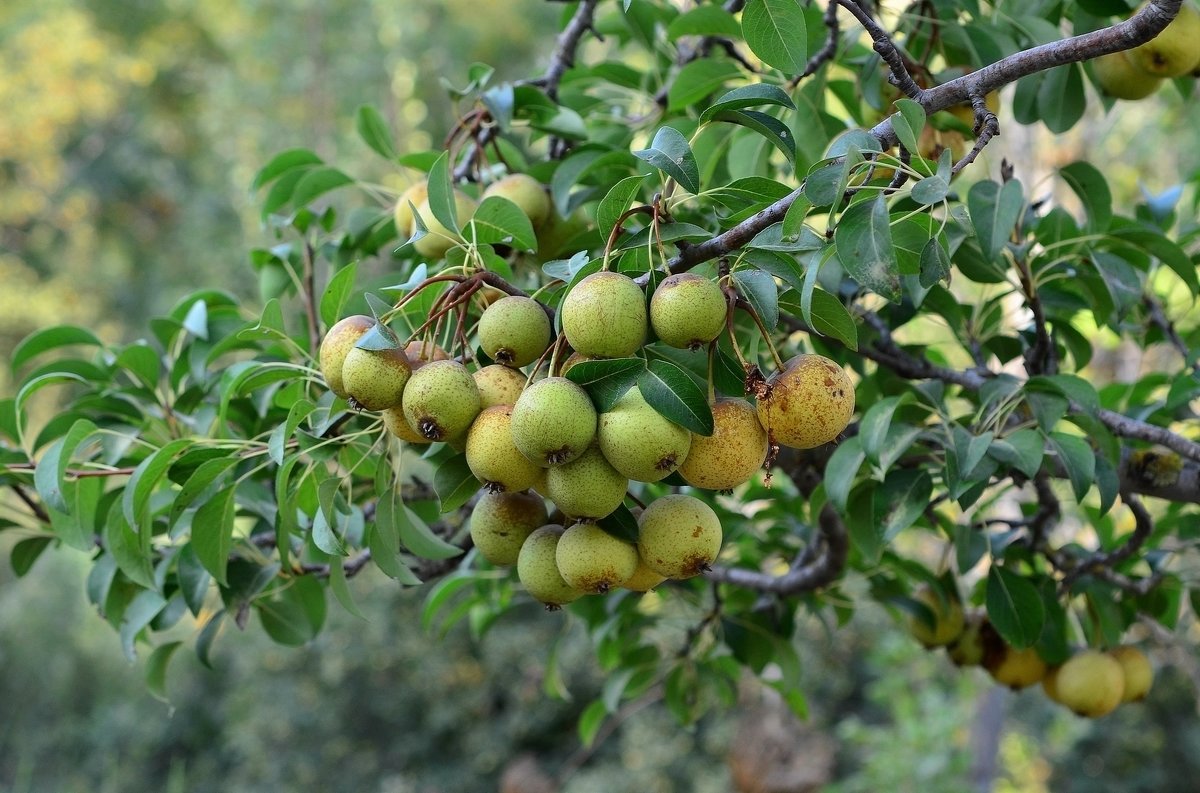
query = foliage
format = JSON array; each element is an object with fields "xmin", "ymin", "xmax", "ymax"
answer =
[{"xmin": 3, "ymin": 0, "xmax": 1200, "ymax": 755}]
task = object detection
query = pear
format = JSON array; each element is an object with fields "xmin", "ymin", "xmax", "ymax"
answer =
[
  {"xmin": 401, "ymin": 360, "xmax": 481, "ymax": 442},
  {"xmin": 510, "ymin": 377, "xmax": 597, "ymax": 466},
  {"xmin": 382, "ymin": 406, "xmax": 430, "ymax": 445},
  {"xmin": 1093, "ymin": 50, "xmax": 1163, "ymax": 99},
  {"xmin": 559, "ymin": 351, "xmax": 596, "ymax": 376},
  {"xmin": 555, "ymin": 522, "xmax": 639, "ymax": 594},
  {"xmin": 1053, "ymin": 651, "xmax": 1126, "ymax": 718},
  {"xmin": 982, "ymin": 623, "xmax": 1047, "ymax": 690},
  {"xmin": 649, "ymin": 273, "xmax": 727, "ymax": 350},
  {"xmin": 403, "ymin": 339, "xmax": 450, "ymax": 370},
  {"xmin": 465, "ymin": 405, "xmax": 543, "ymax": 493},
  {"xmin": 469, "ymin": 491, "xmax": 547, "ymax": 566},
  {"xmin": 393, "ymin": 182, "xmax": 429, "ymax": 238},
  {"xmin": 948, "ymin": 613, "xmax": 989, "ymax": 667},
  {"xmin": 474, "ymin": 364, "xmax": 527, "ymax": 408},
  {"xmin": 341, "ymin": 345, "xmax": 412, "ymax": 411},
  {"xmin": 318, "ymin": 315, "xmax": 375, "ymax": 398},
  {"xmin": 517, "ymin": 525, "xmax": 584, "ymax": 609},
  {"xmin": 622, "ymin": 557, "xmax": 667, "ymax": 592},
  {"xmin": 544, "ymin": 446, "xmax": 628, "ymax": 520},
  {"xmin": 561, "ymin": 271, "xmax": 647, "ymax": 358},
  {"xmin": 637, "ymin": 494, "xmax": 722, "ymax": 579},
  {"xmin": 478, "ymin": 295, "xmax": 552, "ymax": 367},
  {"xmin": 1130, "ymin": 1, "xmax": 1200, "ymax": 77},
  {"xmin": 1109, "ymin": 645, "xmax": 1154, "ymax": 702},
  {"xmin": 908, "ymin": 585, "xmax": 966, "ymax": 648},
  {"xmin": 483, "ymin": 173, "xmax": 551, "ymax": 229},
  {"xmin": 678, "ymin": 398, "xmax": 767, "ymax": 490},
  {"xmin": 597, "ymin": 386, "xmax": 691, "ymax": 482},
  {"xmin": 756, "ymin": 354, "xmax": 855, "ymax": 449},
  {"xmin": 412, "ymin": 190, "xmax": 477, "ymax": 259},
  {"xmin": 536, "ymin": 206, "xmax": 592, "ymax": 261}
]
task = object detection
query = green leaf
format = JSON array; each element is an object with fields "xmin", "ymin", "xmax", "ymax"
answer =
[
  {"xmin": 355, "ymin": 104, "xmax": 397, "ymax": 159},
  {"xmin": 169, "ymin": 456, "xmax": 240, "ymax": 527},
  {"xmin": 859, "ymin": 396, "xmax": 905, "ymax": 465},
  {"xmin": 700, "ymin": 83, "xmax": 796, "ymax": 122},
  {"xmin": 638, "ymin": 359, "xmax": 714, "ymax": 436},
  {"xmin": 11, "ymin": 325, "xmax": 104, "ymax": 372},
  {"xmin": 253, "ymin": 148, "xmax": 323, "ymax": 190},
  {"xmin": 1060, "ymin": 161, "xmax": 1111, "ymax": 232},
  {"xmin": 732, "ymin": 268, "xmax": 779, "ymax": 330},
  {"xmin": 911, "ymin": 176, "xmax": 950, "ymax": 206},
  {"xmin": 329, "ymin": 557, "xmax": 366, "ymax": 619},
  {"xmin": 741, "ymin": 0, "xmax": 807, "ymax": 74},
  {"xmin": 633, "ymin": 126, "xmax": 700, "ymax": 195},
  {"xmin": 313, "ymin": 478, "xmax": 349, "ymax": 557},
  {"xmin": 824, "ymin": 436, "xmax": 864, "ymax": 512},
  {"xmin": 467, "ymin": 195, "xmax": 537, "ymax": 252},
  {"xmin": 34, "ymin": 418, "xmax": 97, "ymax": 514},
  {"xmin": 192, "ymin": 486, "xmax": 237, "ymax": 586},
  {"xmin": 986, "ymin": 566, "xmax": 1045, "ymax": 649},
  {"xmin": 712, "ymin": 109, "xmax": 796, "ymax": 165},
  {"xmin": 968, "ymin": 179, "xmax": 1024, "ymax": 262},
  {"xmin": 1036, "ymin": 63, "xmax": 1085, "ymax": 135},
  {"xmin": 145, "ymin": 641, "xmax": 183, "ymax": 703},
  {"xmin": 565, "ymin": 357, "xmax": 645, "ymax": 412},
  {"xmin": 398, "ymin": 505, "xmax": 463, "ymax": 560},
  {"xmin": 122, "ymin": 439, "xmax": 191, "ymax": 531},
  {"xmin": 119, "ymin": 589, "xmax": 167, "ymax": 661},
  {"xmin": 258, "ymin": 577, "xmax": 326, "ymax": 646},
  {"xmin": 434, "ymin": 454, "xmax": 480, "ymax": 513},
  {"xmin": 319, "ymin": 262, "xmax": 358, "ymax": 329},
  {"xmin": 834, "ymin": 195, "xmax": 900, "ymax": 301},
  {"xmin": 891, "ymin": 98, "xmax": 925, "ymax": 154},
  {"xmin": 422, "ymin": 570, "xmax": 479, "ymax": 631},
  {"xmin": 578, "ymin": 699, "xmax": 608, "ymax": 747},
  {"xmin": 1046, "ymin": 432, "xmax": 1095, "ymax": 503},
  {"xmin": 596, "ymin": 175, "xmax": 647, "ymax": 245},
  {"xmin": 425, "ymin": 151, "xmax": 459, "ymax": 233},
  {"xmin": 988, "ymin": 429, "xmax": 1044, "ymax": 479},
  {"xmin": 918, "ymin": 238, "xmax": 952, "ymax": 286},
  {"xmin": 103, "ymin": 502, "xmax": 155, "ymax": 590},
  {"xmin": 667, "ymin": 58, "xmax": 743, "ymax": 111},
  {"xmin": 10, "ymin": 536, "xmax": 52, "ymax": 577},
  {"xmin": 667, "ymin": 5, "xmax": 741, "ymax": 39},
  {"xmin": 177, "ymin": 544, "xmax": 211, "ymax": 617},
  {"xmin": 290, "ymin": 166, "xmax": 354, "ymax": 208},
  {"xmin": 115, "ymin": 342, "xmax": 160, "ymax": 391},
  {"xmin": 598, "ymin": 503, "xmax": 641, "ymax": 544},
  {"xmin": 874, "ymin": 469, "xmax": 932, "ymax": 539}
]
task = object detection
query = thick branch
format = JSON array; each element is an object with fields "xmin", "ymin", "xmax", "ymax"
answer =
[
  {"xmin": 537, "ymin": 0, "xmax": 601, "ymax": 101},
  {"xmin": 705, "ymin": 504, "xmax": 847, "ymax": 594}
]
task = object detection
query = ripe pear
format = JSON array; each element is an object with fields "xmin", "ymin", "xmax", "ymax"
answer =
[
  {"xmin": 597, "ymin": 386, "xmax": 691, "ymax": 482},
  {"xmin": 510, "ymin": 377, "xmax": 597, "ymax": 466},
  {"xmin": 917, "ymin": 124, "xmax": 967, "ymax": 163},
  {"xmin": 404, "ymin": 339, "xmax": 450, "ymax": 370},
  {"xmin": 623, "ymin": 557, "xmax": 667, "ymax": 592},
  {"xmin": 1109, "ymin": 645, "xmax": 1154, "ymax": 702},
  {"xmin": 469, "ymin": 491, "xmax": 547, "ymax": 566},
  {"xmin": 756, "ymin": 354, "xmax": 855, "ymax": 449},
  {"xmin": 984, "ymin": 637, "xmax": 1047, "ymax": 690},
  {"xmin": 637, "ymin": 494, "xmax": 723, "ymax": 579},
  {"xmin": 478, "ymin": 296, "xmax": 552, "ymax": 367},
  {"xmin": 474, "ymin": 364, "xmax": 526, "ymax": 408},
  {"xmin": 1052, "ymin": 651, "xmax": 1126, "ymax": 717},
  {"xmin": 908, "ymin": 585, "xmax": 966, "ymax": 648},
  {"xmin": 559, "ymin": 351, "xmax": 596, "ymax": 376},
  {"xmin": 561, "ymin": 271, "xmax": 647, "ymax": 358},
  {"xmin": 465, "ymin": 405, "xmax": 543, "ymax": 493},
  {"xmin": 649, "ymin": 273, "xmax": 727, "ymax": 350},
  {"xmin": 319, "ymin": 315, "xmax": 375, "ymax": 398},
  {"xmin": 412, "ymin": 190, "xmax": 477, "ymax": 259},
  {"xmin": 948, "ymin": 613, "xmax": 990, "ymax": 667},
  {"xmin": 341, "ymin": 345, "xmax": 412, "ymax": 411},
  {"xmin": 517, "ymin": 525, "xmax": 584, "ymax": 608},
  {"xmin": 382, "ymin": 406, "xmax": 430, "ymax": 445},
  {"xmin": 544, "ymin": 445, "xmax": 628, "ymax": 520},
  {"xmin": 1131, "ymin": 1, "xmax": 1200, "ymax": 77},
  {"xmin": 555, "ymin": 522, "xmax": 639, "ymax": 593},
  {"xmin": 393, "ymin": 182, "xmax": 429, "ymax": 238},
  {"xmin": 1093, "ymin": 50, "xmax": 1163, "ymax": 99},
  {"xmin": 401, "ymin": 360, "xmax": 481, "ymax": 442},
  {"xmin": 483, "ymin": 173, "xmax": 551, "ymax": 229},
  {"xmin": 678, "ymin": 398, "xmax": 767, "ymax": 490}
]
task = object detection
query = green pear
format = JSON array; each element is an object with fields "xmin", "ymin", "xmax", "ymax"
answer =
[
  {"xmin": 544, "ymin": 445, "xmax": 627, "ymax": 520},
  {"xmin": 341, "ymin": 345, "xmax": 412, "ymax": 411},
  {"xmin": 649, "ymin": 273, "xmax": 727, "ymax": 350},
  {"xmin": 1130, "ymin": 1, "xmax": 1200, "ymax": 77},
  {"xmin": 517, "ymin": 525, "xmax": 584, "ymax": 608},
  {"xmin": 637, "ymin": 494, "xmax": 722, "ymax": 579},
  {"xmin": 678, "ymin": 398, "xmax": 767, "ymax": 490},
  {"xmin": 561, "ymin": 271, "xmax": 647, "ymax": 358},
  {"xmin": 382, "ymin": 406, "xmax": 430, "ymax": 445},
  {"xmin": 510, "ymin": 377, "xmax": 597, "ymax": 466},
  {"xmin": 555, "ymin": 522, "xmax": 638, "ymax": 593},
  {"xmin": 412, "ymin": 190, "xmax": 477, "ymax": 259},
  {"xmin": 465, "ymin": 405, "xmax": 543, "ymax": 493},
  {"xmin": 907, "ymin": 585, "xmax": 965, "ymax": 647},
  {"xmin": 597, "ymin": 386, "xmax": 691, "ymax": 482},
  {"xmin": 393, "ymin": 182, "xmax": 429, "ymax": 238},
  {"xmin": 318, "ymin": 315, "xmax": 375, "ymax": 398},
  {"xmin": 474, "ymin": 364, "xmax": 527, "ymax": 408},
  {"xmin": 482, "ymin": 173, "xmax": 551, "ymax": 229},
  {"xmin": 401, "ymin": 360, "xmax": 481, "ymax": 441},
  {"xmin": 478, "ymin": 295, "xmax": 552, "ymax": 367},
  {"xmin": 1052, "ymin": 651, "xmax": 1126, "ymax": 718},
  {"xmin": 403, "ymin": 339, "xmax": 450, "ymax": 370},
  {"xmin": 1093, "ymin": 50, "xmax": 1162, "ymax": 100},
  {"xmin": 469, "ymin": 491, "xmax": 547, "ymax": 566},
  {"xmin": 1109, "ymin": 645, "xmax": 1154, "ymax": 702}
]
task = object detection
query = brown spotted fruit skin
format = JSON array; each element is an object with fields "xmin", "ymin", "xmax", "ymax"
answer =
[
  {"xmin": 555, "ymin": 522, "xmax": 638, "ymax": 594},
  {"xmin": 319, "ymin": 315, "xmax": 375, "ymax": 398},
  {"xmin": 518, "ymin": 525, "xmax": 583, "ymax": 607},
  {"xmin": 756, "ymin": 354, "xmax": 854, "ymax": 449},
  {"xmin": 341, "ymin": 345, "xmax": 412, "ymax": 411},
  {"xmin": 561, "ymin": 271, "xmax": 646, "ymax": 358},
  {"xmin": 469, "ymin": 491, "xmax": 547, "ymax": 566},
  {"xmin": 679, "ymin": 398, "xmax": 767, "ymax": 490},
  {"xmin": 401, "ymin": 360, "xmax": 481, "ymax": 442},
  {"xmin": 637, "ymin": 494, "xmax": 722, "ymax": 579},
  {"xmin": 465, "ymin": 405, "xmax": 543, "ymax": 493},
  {"xmin": 544, "ymin": 445, "xmax": 627, "ymax": 520},
  {"xmin": 403, "ymin": 339, "xmax": 450, "ymax": 370},
  {"xmin": 382, "ymin": 406, "xmax": 430, "ymax": 445},
  {"xmin": 597, "ymin": 385, "xmax": 691, "ymax": 483},
  {"xmin": 474, "ymin": 364, "xmax": 526, "ymax": 408}
]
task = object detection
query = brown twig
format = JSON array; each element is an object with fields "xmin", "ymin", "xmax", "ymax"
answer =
[{"xmin": 704, "ymin": 504, "xmax": 848, "ymax": 594}]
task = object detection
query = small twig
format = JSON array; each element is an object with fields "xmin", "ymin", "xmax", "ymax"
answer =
[
  {"xmin": 834, "ymin": 0, "xmax": 925, "ymax": 98},
  {"xmin": 302, "ymin": 241, "xmax": 322, "ymax": 354},
  {"xmin": 8, "ymin": 483, "xmax": 50, "ymax": 523},
  {"xmin": 537, "ymin": 0, "xmax": 600, "ymax": 101},
  {"xmin": 704, "ymin": 504, "xmax": 848, "ymax": 594},
  {"xmin": 952, "ymin": 92, "xmax": 1001, "ymax": 174}
]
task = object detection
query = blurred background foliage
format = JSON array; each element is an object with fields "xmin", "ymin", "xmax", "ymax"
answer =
[{"xmin": 1, "ymin": 0, "xmax": 1199, "ymax": 790}]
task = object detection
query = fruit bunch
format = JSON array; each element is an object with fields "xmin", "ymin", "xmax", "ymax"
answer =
[
  {"xmin": 1093, "ymin": 1, "xmax": 1200, "ymax": 99},
  {"xmin": 908, "ymin": 586, "xmax": 1155, "ymax": 717},
  {"xmin": 317, "ymin": 171, "xmax": 856, "ymax": 609}
]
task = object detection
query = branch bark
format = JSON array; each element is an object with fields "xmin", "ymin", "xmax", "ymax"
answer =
[{"xmin": 705, "ymin": 503, "xmax": 848, "ymax": 594}]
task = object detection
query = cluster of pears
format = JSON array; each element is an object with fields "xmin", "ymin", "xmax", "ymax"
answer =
[
  {"xmin": 1093, "ymin": 1, "xmax": 1200, "ymax": 100},
  {"xmin": 908, "ymin": 586, "xmax": 1155, "ymax": 718}
]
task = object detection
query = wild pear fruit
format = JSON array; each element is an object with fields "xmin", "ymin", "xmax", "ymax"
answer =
[
  {"xmin": 393, "ymin": 182, "xmax": 429, "ymax": 238},
  {"xmin": 401, "ymin": 360, "xmax": 481, "ymax": 441},
  {"xmin": 482, "ymin": 173, "xmax": 551, "ymax": 229},
  {"xmin": 412, "ymin": 190, "xmax": 477, "ymax": 259},
  {"xmin": 637, "ymin": 494, "xmax": 722, "ymax": 579},
  {"xmin": 1109, "ymin": 645, "xmax": 1153, "ymax": 702},
  {"xmin": 474, "ymin": 364, "xmax": 526, "ymax": 408},
  {"xmin": 908, "ymin": 585, "xmax": 965, "ymax": 647},
  {"xmin": 469, "ymin": 491, "xmax": 547, "ymax": 566},
  {"xmin": 678, "ymin": 398, "xmax": 767, "ymax": 490},
  {"xmin": 982, "ymin": 622, "xmax": 1047, "ymax": 690},
  {"xmin": 319, "ymin": 315, "xmax": 375, "ymax": 398},
  {"xmin": 948, "ymin": 613, "xmax": 988, "ymax": 667},
  {"xmin": 465, "ymin": 405, "xmax": 543, "ymax": 493},
  {"xmin": 510, "ymin": 377, "xmax": 597, "ymax": 466},
  {"xmin": 1052, "ymin": 651, "xmax": 1126, "ymax": 718},
  {"xmin": 650, "ymin": 273, "xmax": 727, "ymax": 349},
  {"xmin": 561, "ymin": 271, "xmax": 646, "ymax": 358},
  {"xmin": 382, "ymin": 406, "xmax": 430, "ymax": 445},
  {"xmin": 756, "ymin": 354, "xmax": 855, "ymax": 449},
  {"xmin": 341, "ymin": 345, "xmax": 412, "ymax": 411},
  {"xmin": 404, "ymin": 339, "xmax": 450, "ymax": 370},
  {"xmin": 545, "ymin": 446, "xmax": 627, "ymax": 520},
  {"xmin": 555, "ymin": 522, "xmax": 638, "ymax": 594},
  {"xmin": 1130, "ymin": 1, "xmax": 1200, "ymax": 77},
  {"xmin": 517, "ymin": 525, "xmax": 583, "ymax": 609},
  {"xmin": 622, "ymin": 557, "xmax": 667, "ymax": 592},
  {"xmin": 478, "ymin": 296, "xmax": 552, "ymax": 367},
  {"xmin": 597, "ymin": 386, "xmax": 690, "ymax": 482}
]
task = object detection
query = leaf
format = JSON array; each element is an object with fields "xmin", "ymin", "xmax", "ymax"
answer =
[
  {"xmin": 434, "ymin": 454, "xmax": 480, "ymax": 513},
  {"xmin": 1060, "ymin": 161, "xmax": 1111, "ymax": 232},
  {"xmin": 596, "ymin": 175, "xmax": 647, "ymax": 245},
  {"xmin": 638, "ymin": 359, "xmax": 714, "ymax": 436},
  {"xmin": 290, "ymin": 166, "xmax": 354, "ymax": 208},
  {"xmin": 329, "ymin": 557, "xmax": 366, "ymax": 619},
  {"xmin": 319, "ymin": 262, "xmax": 358, "ymax": 329},
  {"xmin": 824, "ymin": 436, "xmax": 864, "ymax": 512},
  {"xmin": 34, "ymin": 418, "xmax": 97, "ymax": 514},
  {"xmin": 987, "ymin": 429, "xmax": 1045, "ymax": 479},
  {"xmin": 169, "ymin": 456, "xmax": 240, "ymax": 527},
  {"xmin": 119, "ymin": 590, "xmax": 167, "ymax": 661},
  {"xmin": 967, "ymin": 179, "xmax": 1024, "ymax": 262},
  {"xmin": 700, "ymin": 83, "xmax": 796, "ymax": 122},
  {"xmin": 122, "ymin": 438, "xmax": 191, "ymax": 531},
  {"xmin": 468, "ymin": 196, "xmax": 537, "ymax": 252},
  {"xmin": 732, "ymin": 268, "xmax": 779, "ymax": 330},
  {"xmin": 891, "ymin": 98, "xmax": 925, "ymax": 154},
  {"xmin": 741, "ymin": 0, "xmax": 808, "ymax": 74},
  {"xmin": 1036, "ymin": 63, "xmax": 1085, "ymax": 135},
  {"xmin": 1046, "ymin": 432, "xmax": 1095, "ymax": 503},
  {"xmin": 667, "ymin": 58, "xmax": 743, "ymax": 112},
  {"xmin": 253, "ymin": 148, "xmax": 323, "ymax": 190},
  {"xmin": 258, "ymin": 577, "xmax": 326, "ymax": 646},
  {"xmin": 911, "ymin": 176, "xmax": 950, "ymax": 206},
  {"xmin": 919, "ymin": 238, "xmax": 952, "ymax": 287},
  {"xmin": 565, "ymin": 357, "xmax": 645, "ymax": 412},
  {"xmin": 987, "ymin": 566, "xmax": 1045, "ymax": 649},
  {"xmin": 874, "ymin": 469, "xmax": 932, "ymax": 539},
  {"xmin": 398, "ymin": 505, "xmax": 463, "ymax": 560},
  {"xmin": 633, "ymin": 126, "xmax": 700, "ymax": 194},
  {"xmin": 10, "ymin": 536, "xmax": 52, "ymax": 577},
  {"xmin": 11, "ymin": 325, "xmax": 104, "ymax": 372},
  {"xmin": 712, "ymin": 109, "xmax": 796, "ymax": 165},
  {"xmin": 598, "ymin": 503, "xmax": 641, "ymax": 544},
  {"xmin": 192, "ymin": 486, "xmax": 237, "ymax": 586},
  {"xmin": 859, "ymin": 396, "xmax": 905, "ymax": 465},
  {"xmin": 667, "ymin": 4, "xmax": 741, "ymax": 39},
  {"xmin": 355, "ymin": 104, "xmax": 397, "ymax": 159},
  {"xmin": 177, "ymin": 544, "xmax": 211, "ymax": 617},
  {"xmin": 425, "ymin": 151, "xmax": 459, "ymax": 234},
  {"xmin": 578, "ymin": 699, "xmax": 608, "ymax": 747},
  {"xmin": 834, "ymin": 195, "xmax": 900, "ymax": 301}
]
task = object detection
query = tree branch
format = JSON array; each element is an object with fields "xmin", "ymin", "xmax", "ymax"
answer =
[
  {"xmin": 704, "ymin": 504, "xmax": 847, "ymax": 594},
  {"xmin": 536, "ymin": 0, "xmax": 601, "ymax": 101}
]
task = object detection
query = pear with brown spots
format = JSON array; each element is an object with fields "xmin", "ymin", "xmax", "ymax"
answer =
[
  {"xmin": 319, "ymin": 315, "xmax": 376, "ymax": 398},
  {"xmin": 401, "ymin": 360, "xmax": 481, "ymax": 441},
  {"xmin": 756, "ymin": 354, "xmax": 855, "ymax": 449},
  {"xmin": 465, "ymin": 405, "xmax": 544, "ymax": 493},
  {"xmin": 341, "ymin": 344, "xmax": 412, "ymax": 411},
  {"xmin": 474, "ymin": 364, "xmax": 526, "ymax": 408},
  {"xmin": 637, "ymin": 494, "xmax": 722, "ymax": 579},
  {"xmin": 469, "ymin": 491, "xmax": 547, "ymax": 566},
  {"xmin": 678, "ymin": 398, "xmax": 767, "ymax": 490},
  {"xmin": 555, "ymin": 522, "xmax": 638, "ymax": 594}
]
